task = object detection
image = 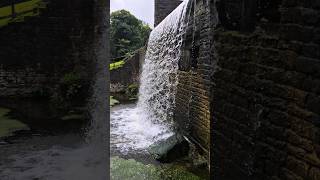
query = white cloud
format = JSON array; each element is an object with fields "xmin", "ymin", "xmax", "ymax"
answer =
[{"xmin": 110, "ymin": 0, "xmax": 154, "ymax": 27}]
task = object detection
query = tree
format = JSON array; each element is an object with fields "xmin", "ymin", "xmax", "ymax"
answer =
[{"xmin": 110, "ymin": 10, "xmax": 151, "ymax": 60}]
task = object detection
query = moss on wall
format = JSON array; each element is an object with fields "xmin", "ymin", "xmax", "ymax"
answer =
[
  {"xmin": 0, "ymin": 0, "xmax": 47, "ymax": 27},
  {"xmin": 110, "ymin": 60, "xmax": 125, "ymax": 71}
]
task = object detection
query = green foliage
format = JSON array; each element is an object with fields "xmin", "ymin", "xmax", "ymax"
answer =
[
  {"xmin": 109, "ymin": 60, "xmax": 125, "ymax": 71},
  {"xmin": 0, "ymin": 107, "xmax": 29, "ymax": 137},
  {"xmin": 51, "ymin": 72, "xmax": 83, "ymax": 109},
  {"xmin": 60, "ymin": 72, "xmax": 82, "ymax": 100},
  {"xmin": 126, "ymin": 83, "xmax": 139, "ymax": 99},
  {"xmin": 111, "ymin": 156, "xmax": 202, "ymax": 180},
  {"xmin": 60, "ymin": 72, "xmax": 81, "ymax": 85},
  {"xmin": 110, "ymin": 10, "xmax": 151, "ymax": 60},
  {"xmin": 110, "ymin": 96, "xmax": 119, "ymax": 107},
  {"xmin": 61, "ymin": 114, "xmax": 84, "ymax": 121}
]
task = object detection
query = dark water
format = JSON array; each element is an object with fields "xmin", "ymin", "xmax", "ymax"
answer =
[{"xmin": 0, "ymin": 106, "xmax": 106, "ymax": 180}]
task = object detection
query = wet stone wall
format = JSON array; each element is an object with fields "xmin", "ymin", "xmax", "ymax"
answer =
[
  {"xmin": 174, "ymin": 0, "xmax": 213, "ymax": 164},
  {"xmin": 110, "ymin": 48, "xmax": 145, "ymax": 93},
  {"xmin": 211, "ymin": 0, "xmax": 320, "ymax": 179},
  {"xmin": 172, "ymin": 0, "xmax": 320, "ymax": 179},
  {"xmin": 154, "ymin": 0, "xmax": 182, "ymax": 26}
]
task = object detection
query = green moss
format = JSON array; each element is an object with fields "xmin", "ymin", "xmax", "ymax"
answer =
[
  {"xmin": 111, "ymin": 157, "xmax": 202, "ymax": 180},
  {"xmin": 110, "ymin": 96, "xmax": 119, "ymax": 107},
  {"xmin": 60, "ymin": 72, "xmax": 81, "ymax": 85},
  {"xmin": 52, "ymin": 72, "xmax": 83, "ymax": 108},
  {"xmin": 61, "ymin": 114, "xmax": 84, "ymax": 121},
  {"xmin": 125, "ymin": 83, "xmax": 139, "ymax": 99},
  {"xmin": 0, "ymin": 0, "xmax": 47, "ymax": 27},
  {"xmin": 109, "ymin": 60, "xmax": 125, "ymax": 71},
  {"xmin": 0, "ymin": 107, "xmax": 29, "ymax": 138}
]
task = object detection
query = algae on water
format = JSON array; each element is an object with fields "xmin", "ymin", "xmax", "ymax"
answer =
[
  {"xmin": 111, "ymin": 156, "xmax": 202, "ymax": 180},
  {"xmin": 0, "ymin": 107, "xmax": 29, "ymax": 138}
]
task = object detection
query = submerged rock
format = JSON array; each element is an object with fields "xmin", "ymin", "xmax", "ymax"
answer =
[
  {"xmin": 0, "ymin": 107, "xmax": 29, "ymax": 138},
  {"xmin": 148, "ymin": 134, "xmax": 189, "ymax": 163},
  {"xmin": 110, "ymin": 96, "xmax": 120, "ymax": 107}
]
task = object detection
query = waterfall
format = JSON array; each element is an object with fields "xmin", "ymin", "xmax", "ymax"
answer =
[
  {"xmin": 137, "ymin": 0, "xmax": 190, "ymax": 126},
  {"xmin": 111, "ymin": 0, "xmax": 190, "ymax": 154}
]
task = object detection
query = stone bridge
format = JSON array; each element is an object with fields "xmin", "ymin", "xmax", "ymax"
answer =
[
  {"xmin": 156, "ymin": 0, "xmax": 320, "ymax": 179},
  {"xmin": 0, "ymin": 0, "xmax": 108, "ymax": 122}
]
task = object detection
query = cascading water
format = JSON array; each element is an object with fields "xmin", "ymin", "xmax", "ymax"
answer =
[
  {"xmin": 111, "ymin": 0, "xmax": 190, "ymax": 154},
  {"xmin": 137, "ymin": 1, "xmax": 188, "ymax": 125}
]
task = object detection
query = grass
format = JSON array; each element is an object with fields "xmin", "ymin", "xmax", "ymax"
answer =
[
  {"xmin": 0, "ymin": 107, "xmax": 29, "ymax": 138},
  {"xmin": 109, "ymin": 60, "xmax": 125, "ymax": 71},
  {"xmin": 111, "ymin": 156, "xmax": 202, "ymax": 180}
]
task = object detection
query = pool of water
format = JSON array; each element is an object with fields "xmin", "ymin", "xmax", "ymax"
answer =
[
  {"xmin": 110, "ymin": 104, "xmax": 206, "ymax": 180},
  {"xmin": 0, "ymin": 134, "xmax": 107, "ymax": 180}
]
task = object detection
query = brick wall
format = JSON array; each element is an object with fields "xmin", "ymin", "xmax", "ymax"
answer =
[
  {"xmin": 174, "ymin": 0, "xmax": 213, "ymax": 165},
  {"xmin": 211, "ymin": 0, "xmax": 320, "ymax": 179},
  {"xmin": 173, "ymin": 0, "xmax": 320, "ymax": 179}
]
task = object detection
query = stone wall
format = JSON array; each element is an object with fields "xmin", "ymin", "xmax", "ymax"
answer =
[
  {"xmin": 154, "ymin": 0, "xmax": 182, "ymax": 27},
  {"xmin": 210, "ymin": 0, "xmax": 320, "ymax": 179},
  {"xmin": 174, "ymin": 0, "xmax": 213, "ymax": 166},
  {"xmin": 172, "ymin": 0, "xmax": 320, "ymax": 179},
  {"xmin": 110, "ymin": 48, "xmax": 145, "ymax": 94},
  {"xmin": 0, "ymin": 0, "xmax": 95, "ymax": 120}
]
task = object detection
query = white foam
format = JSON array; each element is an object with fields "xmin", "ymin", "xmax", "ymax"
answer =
[{"xmin": 111, "ymin": 106, "xmax": 174, "ymax": 154}]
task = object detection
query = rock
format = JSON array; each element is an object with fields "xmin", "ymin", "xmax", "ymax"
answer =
[
  {"xmin": 0, "ymin": 140, "xmax": 7, "ymax": 145},
  {"xmin": 148, "ymin": 134, "xmax": 189, "ymax": 163}
]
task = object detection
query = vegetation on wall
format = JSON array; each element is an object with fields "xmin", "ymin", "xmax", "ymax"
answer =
[
  {"xmin": 109, "ymin": 60, "xmax": 125, "ymax": 71},
  {"xmin": 59, "ymin": 72, "xmax": 83, "ymax": 101},
  {"xmin": 126, "ymin": 83, "xmax": 139, "ymax": 100},
  {"xmin": 0, "ymin": 0, "xmax": 47, "ymax": 27},
  {"xmin": 50, "ymin": 72, "xmax": 84, "ymax": 110},
  {"xmin": 110, "ymin": 10, "xmax": 151, "ymax": 61}
]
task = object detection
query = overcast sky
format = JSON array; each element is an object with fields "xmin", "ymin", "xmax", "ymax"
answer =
[{"xmin": 110, "ymin": 0, "xmax": 154, "ymax": 28}]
